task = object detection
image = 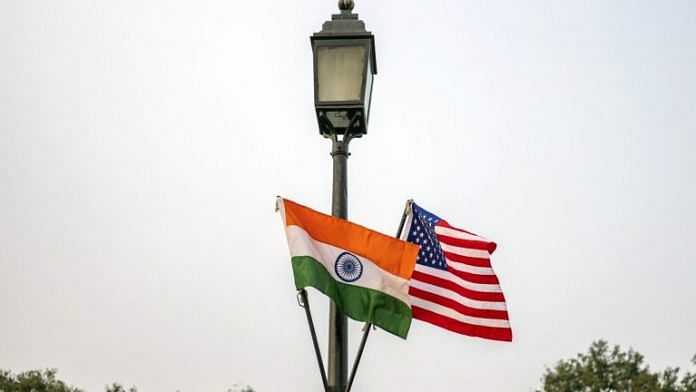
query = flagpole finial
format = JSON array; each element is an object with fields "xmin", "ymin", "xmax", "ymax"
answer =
[
  {"xmin": 338, "ymin": 0, "xmax": 354, "ymax": 11},
  {"xmin": 404, "ymin": 199, "xmax": 414, "ymax": 212}
]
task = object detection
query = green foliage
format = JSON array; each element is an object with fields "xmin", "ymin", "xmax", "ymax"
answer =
[
  {"xmin": 0, "ymin": 368, "xmax": 255, "ymax": 392},
  {"xmin": 227, "ymin": 384, "xmax": 255, "ymax": 392},
  {"xmin": 105, "ymin": 383, "xmax": 137, "ymax": 392},
  {"xmin": 539, "ymin": 340, "xmax": 696, "ymax": 392},
  {"xmin": 0, "ymin": 368, "xmax": 83, "ymax": 392}
]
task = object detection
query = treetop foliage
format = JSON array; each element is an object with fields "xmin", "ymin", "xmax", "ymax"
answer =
[
  {"xmin": 0, "ymin": 368, "xmax": 83, "ymax": 392},
  {"xmin": 0, "ymin": 369, "xmax": 252, "ymax": 392},
  {"xmin": 539, "ymin": 340, "xmax": 696, "ymax": 392}
]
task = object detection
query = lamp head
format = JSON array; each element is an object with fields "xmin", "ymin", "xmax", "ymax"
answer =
[{"xmin": 311, "ymin": 1, "xmax": 377, "ymax": 138}]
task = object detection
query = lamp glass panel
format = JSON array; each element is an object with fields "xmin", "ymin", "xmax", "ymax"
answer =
[
  {"xmin": 326, "ymin": 110, "xmax": 351, "ymax": 129},
  {"xmin": 317, "ymin": 45, "xmax": 366, "ymax": 102},
  {"xmin": 363, "ymin": 58, "xmax": 373, "ymax": 121}
]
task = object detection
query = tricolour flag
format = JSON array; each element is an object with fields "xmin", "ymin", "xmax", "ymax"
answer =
[
  {"xmin": 277, "ymin": 197, "xmax": 420, "ymax": 339},
  {"xmin": 402, "ymin": 202, "xmax": 512, "ymax": 341}
]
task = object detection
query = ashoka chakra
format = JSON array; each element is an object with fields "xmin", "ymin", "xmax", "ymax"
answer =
[{"xmin": 334, "ymin": 252, "xmax": 363, "ymax": 282}]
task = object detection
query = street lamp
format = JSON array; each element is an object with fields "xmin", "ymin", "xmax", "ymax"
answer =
[
  {"xmin": 310, "ymin": 1, "xmax": 376, "ymax": 391},
  {"xmin": 312, "ymin": 0, "xmax": 377, "ymax": 137}
]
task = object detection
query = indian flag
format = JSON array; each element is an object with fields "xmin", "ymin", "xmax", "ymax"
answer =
[{"xmin": 277, "ymin": 197, "xmax": 419, "ymax": 339}]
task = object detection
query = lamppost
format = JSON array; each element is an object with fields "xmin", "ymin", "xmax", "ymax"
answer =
[{"xmin": 310, "ymin": 0, "xmax": 377, "ymax": 391}]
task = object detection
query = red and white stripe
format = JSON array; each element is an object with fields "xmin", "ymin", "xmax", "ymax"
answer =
[{"xmin": 406, "ymin": 219, "xmax": 512, "ymax": 342}]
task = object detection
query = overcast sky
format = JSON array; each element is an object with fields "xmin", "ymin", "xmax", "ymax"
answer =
[{"xmin": 1, "ymin": 0, "xmax": 695, "ymax": 391}]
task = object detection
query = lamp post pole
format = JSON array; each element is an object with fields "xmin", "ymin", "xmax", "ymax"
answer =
[{"xmin": 328, "ymin": 136, "xmax": 350, "ymax": 391}]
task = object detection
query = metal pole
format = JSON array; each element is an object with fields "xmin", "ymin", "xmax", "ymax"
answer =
[
  {"xmin": 345, "ymin": 323, "xmax": 371, "ymax": 392},
  {"xmin": 345, "ymin": 200, "xmax": 413, "ymax": 392},
  {"xmin": 297, "ymin": 289, "xmax": 329, "ymax": 391},
  {"xmin": 327, "ymin": 135, "xmax": 351, "ymax": 392}
]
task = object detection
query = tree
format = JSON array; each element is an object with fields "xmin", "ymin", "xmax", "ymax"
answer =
[
  {"xmin": 539, "ymin": 340, "xmax": 696, "ymax": 392},
  {"xmin": 0, "ymin": 368, "xmax": 255, "ymax": 392},
  {"xmin": 227, "ymin": 384, "xmax": 255, "ymax": 392},
  {"xmin": 0, "ymin": 368, "xmax": 83, "ymax": 392},
  {"xmin": 105, "ymin": 383, "xmax": 137, "ymax": 392}
]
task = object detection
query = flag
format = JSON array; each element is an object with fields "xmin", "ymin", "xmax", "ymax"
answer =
[
  {"xmin": 402, "ymin": 202, "xmax": 512, "ymax": 341},
  {"xmin": 277, "ymin": 197, "xmax": 420, "ymax": 339}
]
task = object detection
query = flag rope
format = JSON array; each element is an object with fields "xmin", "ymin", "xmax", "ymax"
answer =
[{"xmin": 345, "ymin": 199, "xmax": 413, "ymax": 392}]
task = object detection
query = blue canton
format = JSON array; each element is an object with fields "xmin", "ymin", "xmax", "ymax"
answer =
[{"xmin": 406, "ymin": 203, "xmax": 447, "ymax": 270}]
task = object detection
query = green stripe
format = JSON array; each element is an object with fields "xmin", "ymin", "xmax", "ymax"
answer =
[{"xmin": 291, "ymin": 256, "xmax": 412, "ymax": 339}]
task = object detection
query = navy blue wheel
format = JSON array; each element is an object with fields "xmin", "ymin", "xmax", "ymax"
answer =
[{"xmin": 334, "ymin": 252, "xmax": 363, "ymax": 282}]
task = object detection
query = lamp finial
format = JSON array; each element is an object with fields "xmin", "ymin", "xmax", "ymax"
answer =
[{"xmin": 338, "ymin": 0, "xmax": 354, "ymax": 11}]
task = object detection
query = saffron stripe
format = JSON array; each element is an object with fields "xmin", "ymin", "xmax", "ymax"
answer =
[{"xmin": 281, "ymin": 198, "xmax": 418, "ymax": 280}]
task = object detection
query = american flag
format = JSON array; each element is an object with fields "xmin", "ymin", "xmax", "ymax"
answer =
[{"xmin": 402, "ymin": 202, "xmax": 512, "ymax": 342}]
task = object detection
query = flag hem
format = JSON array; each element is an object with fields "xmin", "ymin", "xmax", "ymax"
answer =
[{"xmin": 292, "ymin": 255, "xmax": 413, "ymax": 339}]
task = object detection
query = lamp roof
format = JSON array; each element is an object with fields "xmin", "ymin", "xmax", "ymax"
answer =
[{"xmin": 311, "ymin": 1, "xmax": 377, "ymax": 74}]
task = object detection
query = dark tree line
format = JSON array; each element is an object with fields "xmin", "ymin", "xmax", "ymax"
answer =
[
  {"xmin": 539, "ymin": 340, "xmax": 696, "ymax": 392},
  {"xmin": 0, "ymin": 369, "xmax": 254, "ymax": 392},
  {"xmin": 4, "ymin": 341, "xmax": 694, "ymax": 391}
]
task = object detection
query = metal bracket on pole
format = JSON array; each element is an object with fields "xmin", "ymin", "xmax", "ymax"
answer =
[
  {"xmin": 297, "ymin": 289, "xmax": 329, "ymax": 391},
  {"xmin": 329, "ymin": 113, "xmax": 361, "ymax": 146}
]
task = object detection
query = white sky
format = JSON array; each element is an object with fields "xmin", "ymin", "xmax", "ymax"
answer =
[{"xmin": 1, "ymin": 1, "xmax": 695, "ymax": 391}]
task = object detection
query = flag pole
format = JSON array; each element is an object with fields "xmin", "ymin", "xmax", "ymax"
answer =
[
  {"xmin": 346, "ymin": 199, "xmax": 413, "ymax": 392},
  {"xmin": 395, "ymin": 199, "xmax": 414, "ymax": 241},
  {"xmin": 345, "ymin": 323, "xmax": 371, "ymax": 392},
  {"xmin": 297, "ymin": 289, "xmax": 329, "ymax": 391}
]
